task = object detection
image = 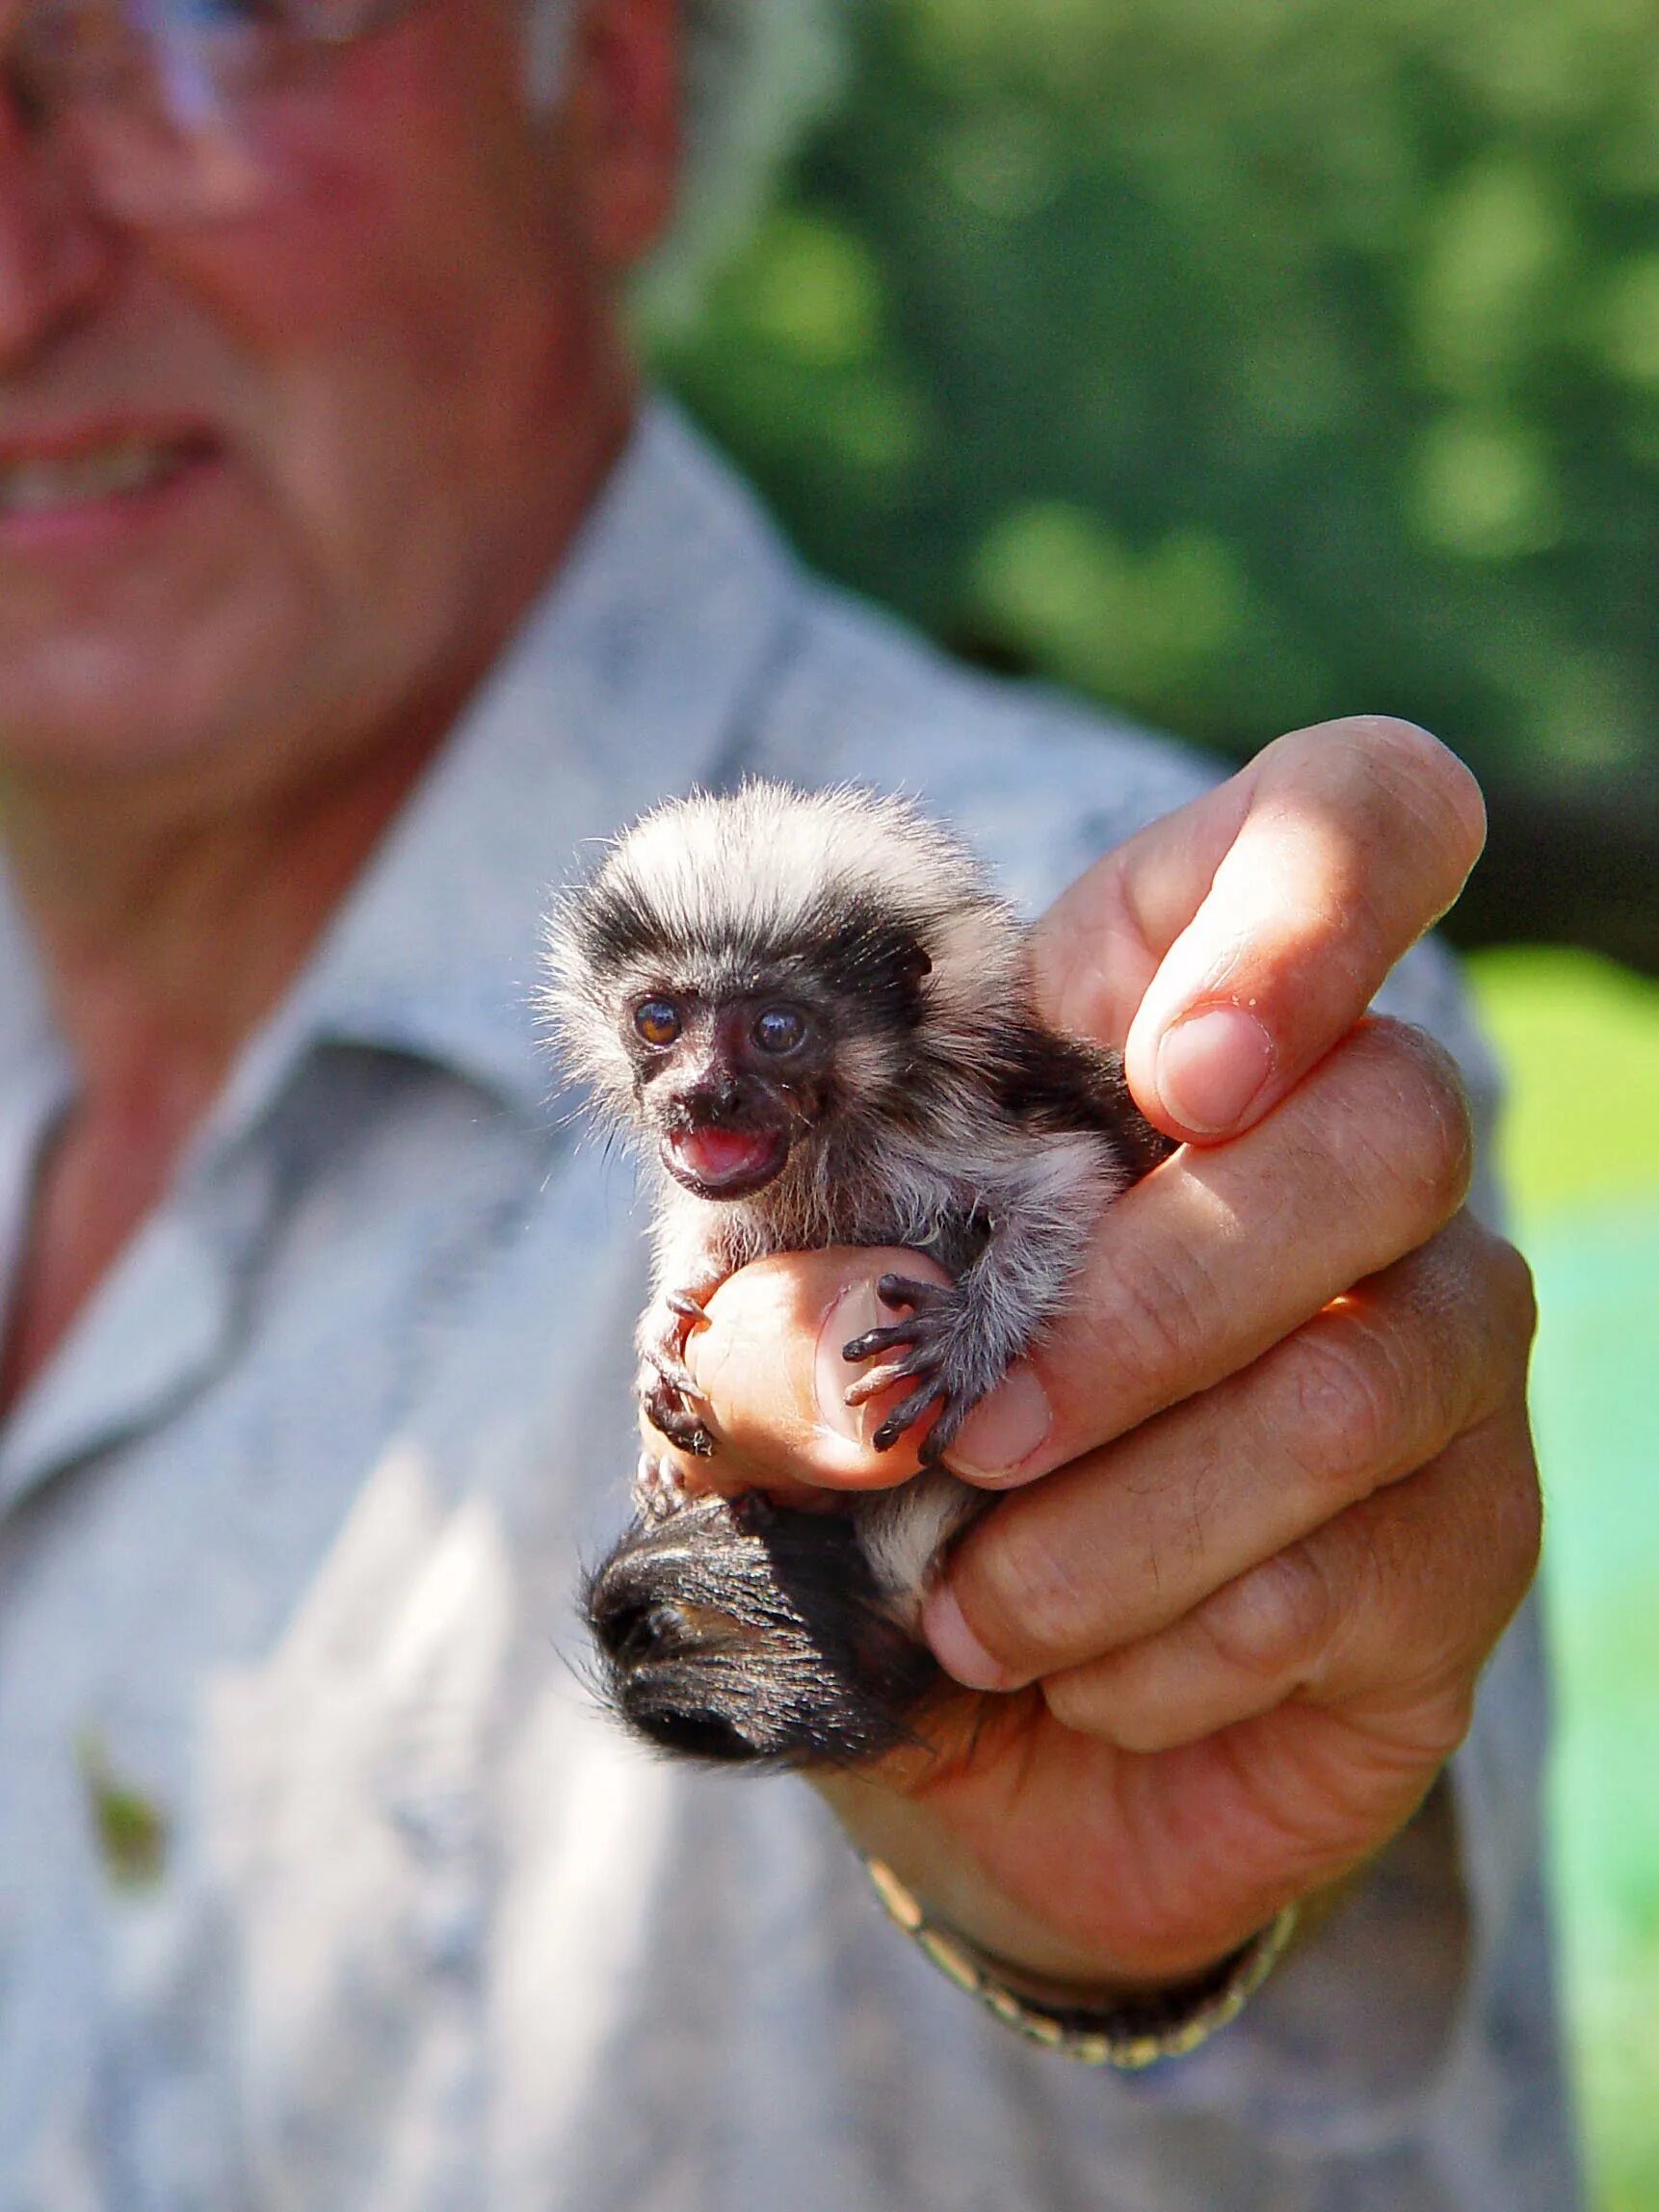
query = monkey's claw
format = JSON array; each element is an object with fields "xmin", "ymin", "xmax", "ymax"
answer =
[
  {"xmin": 842, "ymin": 1357, "xmax": 917, "ymax": 1408},
  {"xmin": 840, "ymin": 1322, "xmax": 919, "ymax": 1368},
  {"xmin": 643, "ymin": 1377, "xmax": 717, "ymax": 1456},
  {"xmin": 638, "ymin": 1283, "xmax": 721, "ymax": 1453},
  {"xmin": 870, "ymin": 1382, "xmax": 952, "ymax": 1455},
  {"xmin": 646, "ymin": 1346, "xmax": 701, "ymax": 1399},
  {"xmin": 639, "ymin": 1338, "xmax": 715, "ymax": 1456},
  {"xmin": 841, "ymin": 1274, "xmax": 943, "ymax": 1362}
]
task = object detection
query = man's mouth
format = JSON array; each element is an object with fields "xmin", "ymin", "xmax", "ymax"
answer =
[
  {"xmin": 0, "ymin": 434, "xmax": 213, "ymax": 520},
  {"xmin": 662, "ymin": 1124, "xmax": 791, "ymax": 1198}
]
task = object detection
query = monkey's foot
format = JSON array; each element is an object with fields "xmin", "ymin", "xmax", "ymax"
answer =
[{"xmin": 841, "ymin": 1275, "xmax": 980, "ymax": 1463}]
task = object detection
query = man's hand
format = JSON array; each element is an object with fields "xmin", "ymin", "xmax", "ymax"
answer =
[{"xmin": 659, "ymin": 717, "xmax": 1541, "ymax": 1995}]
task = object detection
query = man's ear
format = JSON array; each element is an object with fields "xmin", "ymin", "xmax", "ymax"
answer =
[{"xmin": 562, "ymin": 0, "xmax": 682, "ymax": 271}]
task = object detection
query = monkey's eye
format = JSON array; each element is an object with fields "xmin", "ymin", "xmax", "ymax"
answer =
[
  {"xmin": 633, "ymin": 999, "xmax": 681, "ymax": 1049},
  {"xmin": 753, "ymin": 1006, "xmax": 808, "ymax": 1055}
]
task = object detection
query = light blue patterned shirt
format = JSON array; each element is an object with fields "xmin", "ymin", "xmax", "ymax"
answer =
[{"xmin": 0, "ymin": 402, "xmax": 1578, "ymax": 2210}]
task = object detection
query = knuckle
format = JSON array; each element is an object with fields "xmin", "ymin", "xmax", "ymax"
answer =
[
  {"xmin": 1090, "ymin": 1237, "xmax": 1218, "ymax": 1395},
  {"xmin": 1287, "ymin": 1325, "xmax": 1400, "ymax": 1487},
  {"xmin": 1488, "ymin": 1234, "xmax": 1540, "ymax": 1352},
  {"xmin": 1488, "ymin": 1432, "xmax": 1543, "ymax": 1600},
  {"xmin": 956, "ymin": 1503, "xmax": 1097, "ymax": 1676},
  {"xmin": 1196, "ymin": 1542, "xmax": 1338, "ymax": 1687},
  {"xmin": 1346, "ymin": 1020, "xmax": 1475, "ymax": 1228},
  {"xmin": 1331, "ymin": 712, "xmax": 1442, "ymax": 760},
  {"xmin": 1380, "ymin": 1687, "xmax": 1478, "ymax": 1771},
  {"xmin": 1388, "ymin": 1217, "xmax": 1536, "ymax": 1435},
  {"xmin": 1441, "ymin": 1224, "xmax": 1540, "ymax": 1416},
  {"xmin": 1419, "ymin": 1687, "xmax": 1479, "ymax": 1764}
]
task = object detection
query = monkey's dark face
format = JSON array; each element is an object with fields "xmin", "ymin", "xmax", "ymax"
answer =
[{"xmin": 624, "ymin": 987, "xmax": 837, "ymax": 1199}]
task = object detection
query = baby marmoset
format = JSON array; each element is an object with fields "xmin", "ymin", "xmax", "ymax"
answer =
[{"xmin": 543, "ymin": 780, "xmax": 1172, "ymax": 1769}]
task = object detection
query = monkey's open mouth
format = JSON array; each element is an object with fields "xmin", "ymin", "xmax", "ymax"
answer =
[{"xmin": 663, "ymin": 1125, "xmax": 791, "ymax": 1198}]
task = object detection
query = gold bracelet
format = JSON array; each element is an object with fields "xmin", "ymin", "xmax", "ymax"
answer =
[{"xmin": 862, "ymin": 1856, "xmax": 1301, "ymax": 2070}]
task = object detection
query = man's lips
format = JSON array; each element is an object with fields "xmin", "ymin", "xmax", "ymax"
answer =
[
  {"xmin": 662, "ymin": 1125, "xmax": 790, "ymax": 1197},
  {"xmin": 0, "ymin": 427, "xmax": 222, "ymax": 544}
]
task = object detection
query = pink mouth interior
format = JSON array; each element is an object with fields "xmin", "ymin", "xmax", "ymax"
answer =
[{"xmin": 671, "ymin": 1127, "xmax": 780, "ymax": 1184}]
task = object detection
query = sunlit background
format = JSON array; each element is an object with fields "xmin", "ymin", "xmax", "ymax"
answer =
[{"xmin": 650, "ymin": 2, "xmax": 1659, "ymax": 2199}]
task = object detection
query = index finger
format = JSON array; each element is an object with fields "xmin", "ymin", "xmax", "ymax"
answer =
[{"xmin": 1031, "ymin": 716, "xmax": 1486, "ymax": 1143}]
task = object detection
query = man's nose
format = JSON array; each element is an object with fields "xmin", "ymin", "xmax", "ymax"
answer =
[{"xmin": 0, "ymin": 92, "xmax": 116, "ymax": 364}]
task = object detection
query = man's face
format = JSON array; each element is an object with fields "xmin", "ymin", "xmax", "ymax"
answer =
[{"xmin": 0, "ymin": 0, "xmax": 670, "ymax": 791}]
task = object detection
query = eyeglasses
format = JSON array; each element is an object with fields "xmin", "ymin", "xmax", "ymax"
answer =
[{"xmin": 5, "ymin": 0, "xmax": 430, "ymax": 224}]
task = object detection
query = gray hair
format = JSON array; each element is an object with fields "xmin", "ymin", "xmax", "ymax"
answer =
[{"xmin": 524, "ymin": 0, "xmax": 850, "ymax": 329}]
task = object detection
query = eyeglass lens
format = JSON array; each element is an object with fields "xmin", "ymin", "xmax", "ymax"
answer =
[{"xmin": 4, "ymin": 0, "xmax": 420, "ymax": 222}]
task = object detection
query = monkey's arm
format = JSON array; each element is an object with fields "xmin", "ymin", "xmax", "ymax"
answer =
[{"xmin": 844, "ymin": 1132, "xmax": 1117, "ymax": 1463}]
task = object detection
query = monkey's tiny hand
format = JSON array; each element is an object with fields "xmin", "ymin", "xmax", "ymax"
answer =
[
  {"xmin": 842, "ymin": 1275, "xmax": 981, "ymax": 1463},
  {"xmin": 638, "ymin": 1292, "xmax": 717, "ymax": 1458}
]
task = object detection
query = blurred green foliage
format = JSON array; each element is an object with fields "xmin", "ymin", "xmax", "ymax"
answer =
[
  {"xmin": 656, "ymin": 0, "xmax": 1659, "ymax": 783},
  {"xmin": 1476, "ymin": 949, "xmax": 1659, "ymax": 1210}
]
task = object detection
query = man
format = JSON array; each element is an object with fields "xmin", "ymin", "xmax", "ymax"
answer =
[{"xmin": 0, "ymin": 0, "xmax": 1574, "ymax": 2204}]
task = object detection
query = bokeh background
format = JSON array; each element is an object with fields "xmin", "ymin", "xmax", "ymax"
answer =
[{"xmin": 648, "ymin": 1, "xmax": 1659, "ymax": 2199}]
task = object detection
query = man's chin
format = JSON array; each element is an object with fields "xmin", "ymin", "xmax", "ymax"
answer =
[
  {"xmin": 0, "ymin": 600, "xmax": 332, "ymax": 787},
  {"xmin": 0, "ymin": 651, "xmax": 282, "ymax": 782}
]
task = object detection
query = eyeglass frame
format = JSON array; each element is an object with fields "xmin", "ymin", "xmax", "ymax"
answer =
[
  {"xmin": 0, "ymin": 0, "xmax": 441, "ymax": 224},
  {"xmin": 10, "ymin": 0, "xmax": 432, "ymax": 104}
]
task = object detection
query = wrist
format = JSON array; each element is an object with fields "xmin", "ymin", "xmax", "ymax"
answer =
[
  {"xmin": 862, "ymin": 1854, "xmax": 1302, "ymax": 2068},
  {"xmin": 817, "ymin": 1763, "xmax": 1287, "ymax": 1993}
]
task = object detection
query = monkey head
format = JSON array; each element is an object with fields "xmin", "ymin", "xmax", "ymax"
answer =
[
  {"xmin": 615, "ymin": 912, "xmax": 943, "ymax": 1199},
  {"xmin": 622, "ymin": 978, "xmax": 839, "ymax": 1198},
  {"xmin": 541, "ymin": 780, "xmax": 1006, "ymax": 1195}
]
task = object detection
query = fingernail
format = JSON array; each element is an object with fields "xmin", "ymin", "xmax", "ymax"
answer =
[
  {"xmin": 949, "ymin": 1366, "xmax": 1053, "ymax": 1483},
  {"xmin": 922, "ymin": 1583, "xmax": 1014, "ymax": 1691},
  {"xmin": 1156, "ymin": 1007, "xmax": 1275, "ymax": 1134},
  {"xmin": 814, "ymin": 1282, "xmax": 882, "ymax": 1444}
]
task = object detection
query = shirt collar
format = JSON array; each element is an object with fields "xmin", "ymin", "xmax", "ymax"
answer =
[{"xmin": 196, "ymin": 395, "xmax": 804, "ymax": 1152}]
